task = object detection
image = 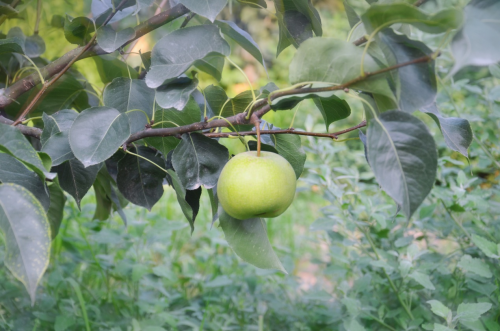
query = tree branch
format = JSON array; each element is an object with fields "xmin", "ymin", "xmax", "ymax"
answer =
[
  {"xmin": 204, "ymin": 121, "xmax": 367, "ymax": 140},
  {"xmin": 0, "ymin": 115, "xmax": 42, "ymax": 139},
  {"xmin": 0, "ymin": 4, "xmax": 190, "ymax": 109},
  {"xmin": 12, "ymin": 0, "xmax": 132, "ymax": 125}
]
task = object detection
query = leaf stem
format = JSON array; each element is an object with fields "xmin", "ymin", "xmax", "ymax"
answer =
[
  {"xmin": 20, "ymin": 54, "xmax": 45, "ymax": 84},
  {"xmin": 123, "ymin": 148, "xmax": 168, "ymax": 174}
]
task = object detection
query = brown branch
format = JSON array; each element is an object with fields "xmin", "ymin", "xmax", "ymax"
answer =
[
  {"xmin": 126, "ymin": 53, "xmax": 432, "ymax": 144},
  {"xmin": 180, "ymin": 12, "xmax": 196, "ymax": 28},
  {"xmin": 351, "ymin": 0, "xmax": 429, "ymax": 46},
  {"xmin": 0, "ymin": 115, "xmax": 42, "ymax": 139},
  {"xmin": 204, "ymin": 121, "xmax": 367, "ymax": 140},
  {"xmin": 12, "ymin": 0, "xmax": 131, "ymax": 125},
  {"xmin": 0, "ymin": 4, "xmax": 190, "ymax": 109}
]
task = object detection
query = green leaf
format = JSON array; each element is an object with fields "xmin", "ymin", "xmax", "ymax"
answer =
[
  {"xmin": 471, "ymin": 234, "xmax": 499, "ymax": 258},
  {"xmin": 215, "ymin": 20, "xmax": 267, "ymax": 71},
  {"xmin": 103, "ymin": 78, "xmax": 155, "ymax": 133},
  {"xmin": 96, "ymin": 26, "xmax": 135, "ymax": 53},
  {"xmin": 53, "ymin": 159, "xmax": 100, "ymax": 208},
  {"xmin": 237, "ymin": 0, "xmax": 266, "ymax": 8},
  {"xmin": 0, "ymin": 153, "xmax": 50, "ymax": 211},
  {"xmin": 313, "ymin": 95, "xmax": 351, "ymax": 131},
  {"xmin": 25, "ymin": 35, "xmax": 45, "ymax": 58},
  {"xmin": 171, "ymin": 133, "xmax": 229, "ymax": 190},
  {"xmin": 145, "ymin": 98, "xmax": 201, "ymax": 155},
  {"xmin": 409, "ymin": 271, "xmax": 435, "ymax": 290},
  {"xmin": 117, "ymin": 146, "xmax": 166, "ymax": 211},
  {"xmin": 460, "ymin": 320, "xmax": 487, "ymax": 331},
  {"xmin": 457, "ymin": 302, "xmax": 492, "ymax": 322},
  {"xmin": 427, "ymin": 300, "xmax": 451, "ymax": 320},
  {"xmin": 0, "ymin": 37, "xmax": 24, "ymax": 55},
  {"xmin": 361, "ymin": 3, "xmax": 463, "ymax": 35},
  {"xmin": 451, "ymin": 0, "xmax": 500, "ymax": 75},
  {"xmin": 367, "ymin": 111, "xmax": 437, "ymax": 219},
  {"xmin": 289, "ymin": 38, "xmax": 395, "ymax": 101},
  {"xmin": 424, "ymin": 105, "xmax": 472, "ymax": 158},
  {"xmin": 41, "ymin": 132, "xmax": 74, "ymax": 167},
  {"xmin": 457, "ymin": 255, "xmax": 493, "ymax": 278},
  {"xmin": 69, "ymin": 107, "xmax": 131, "ymax": 167},
  {"xmin": 64, "ymin": 15, "xmax": 95, "ymax": 45},
  {"xmin": 271, "ymin": 134, "xmax": 306, "ymax": 179},
  {"xmin": 205, "ymin": 85, "xmax": 255, "ymax": 118},
  {"xmin": 273, "ymin": 0, "xmax": 322, "ymax": 55},
  {"xmin": 41, "ymin": 109, "xmax": 79, "ymax": 145},
  {"xmin": 156, "ymin": 77, "xmax": 199, "ymax": 111},
  {"xmin": 219, "ymin": 210, "xmax": 286, "ymax": 273},
  {"xmin": 379, "ymin": 29, "xmax": 436, "ymax": 113},
  {"xmin": 146, "ymin": 25, "xmax": 230, "ymax": 88},
  {"xmin": 166, "ymin": 169, "xmax": 201, "ymax": 233},
  {"xmin": 91, "ymin": 0, "xmax": 135, "ymax": 25},
  {"xmin": 0, "ymin": 123, "xmax": 54, "ymax": 181},
  {"xmin": 433, "ymin": 324, "xmax": 455, "ymax": 331},
  {"xmin": 93, "ymin": 55, "xmax": 138, "ymax": 84},
  {"xmin": 0, "ymin": 183, "xmax": 51, "ymax": 305},
  {"xmin": 194, "ymin": 53, "xmax": 225, "ymax": 81},
  {"xmin": 46, "ymin": 182, "xmax": 66, "ymax": 240},
  {"xmin": 0, "ymin": 2, "xmax": 17, "ymax": 16},
  {"xmin": 343, "ymin": 0, "xmax": 360, "ymax": 28},
  {"xmin": 178, "ymin": 0, "xmax": 227, "ymax": 22}
]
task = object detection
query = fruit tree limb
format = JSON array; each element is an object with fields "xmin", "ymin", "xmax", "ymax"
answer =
[
  {"xmin": 0, "ymin": 115, "xmax": 43, "ymax": 138},
  {"xmin": 0, "ymin": 4, "xmax": 190, "ymax": 110}
]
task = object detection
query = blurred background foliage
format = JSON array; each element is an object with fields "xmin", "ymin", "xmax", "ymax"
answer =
[{"xmin": 0, "ymin": 0, "xmax": 500, "ymax": 330}]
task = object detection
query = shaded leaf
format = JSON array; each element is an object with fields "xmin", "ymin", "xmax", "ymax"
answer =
[
  {"xmin": 0, "ymin": 183, "xmax": 51, "ymax": 305},
  {"xmin": 290, "ymin": 38, "xmax": 395, "ymax": 101},
  {"xmin": 156, "ymin": 77, "xmax": 199, "ymax": 111},
  {"xmin": 0, "ymin": 37, "xmax": 24, "ymax": 55},
  {"xmin": 103, "ymin": 78, "xmax": 155, "ymax": 133},
  {"xmin": 424, "ymin": 104, "xmax": 472, "ymax": 157},
  {"xmin": 205, "ymin": 85, "xmax": 255, "ymax": 118},
  {"xmin": 25, "ymin": 35, "xmax": 45, "ymax": 58},
  {"xmin": 46, "ymin": 182, "xmax": 66, "ymax": 240},
  {"xmin": 146, "ymin": 25, "xmax": 230, "ymax": 88},
  {"xmin": 69, "ymin": 107, "xmax": 131, "ymax": 167},
  {"xmin": 361, "ymin": 3, "xmax": 463, "ymax": 35},
  {"xmin": 117, "ymin": 146, "xmax": 166, "ymax": 211},
  {"xmin": 219, "ymin": 210, "xmax": 286, "ymax": 273},
  {"xmin": 93, "ymin": 55, "xmax": 138, "ymax": 84},
  {"xmin": 166, "ymin": 169, "xmax": 199, "ymax": 232},
  {"xmin": 344, "ymin": 0, "xmax": 360, "ymax": 28},
  {"xmin": 215, "ymin": 20, "xmax": 267, "ymax": 70},
  {"xmin": 145, "ymin": 98, "xmax": 201, "ymax": 155},
  {"xmin": 359, "ymin": 129, "xmax": 369, "ymax": 165},
  {"xmin": 194, "ymin": 53, "xmax": 225, "ymax": 81},
  {"xmin": 53, "ymin": 159, "xmax": 100, "ymax": 208},
  {"xmin": 41, "ymin": 132, "xmax": 74, "ymax": 166},
  {"xmin": 64, "ymin": 15, "xmax": 95, "ymax": 45},
  {"xmin": 178, "ymin": 0, "xmax": 227, "ymax": 22},
  {"xmin": 451, "ymin": 0, "xmax": 500, "ymax": 75},
  {"xmin": 91, "ymin": 0, "xmax": 136, "ymax": 25},
  {"xmin": 172, "ymin": 133, "xmax": 229, "ymax": 190},
  {"xmin": 271, "ymin": 134, "xmax": 306, "ymax": 179},
  {"xmin": 367, "ymin": 111, "xmax": 437, "ymax": 219},
  {"xmin": 96, "ymin": 26, "xmax": 135, "ymax": 53},
  {"xmin": 313, "ymin": 95, "xmax": 351, "ymax": 131},
  {"xmin": 237, "ymin": 0, "xmax": 266, "ymax": 8},
  {"xmin": 457, "ymin": 254, "xmax": 492, "ymax": 278},
  {"xmin": 40, "ymin": 109, "xmax": 79, "ymax": 145},
  {"xmin": 0, "ymin": 153, "xmax": 50, "ymax": 211}
]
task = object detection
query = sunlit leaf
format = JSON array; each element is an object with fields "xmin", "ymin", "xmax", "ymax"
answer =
[
  {"xmin": 457, "ymin": 302, "xmax": 492, "ymax": 322},
  {"xmin": 457, "ymin": 254, "xmax": 492, "ymax": 278},
  {"xmin": 0, "ymin": 183, "xmax": 51, "ymax": 305},
  {"xmin": 96, "ymin": 26, "xmax": 135, "ymax": 53}
]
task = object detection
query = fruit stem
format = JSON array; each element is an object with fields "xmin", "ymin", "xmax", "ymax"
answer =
[{"xmin": 251, "ymin": 114, "xmax": 261, "ymax": 157}]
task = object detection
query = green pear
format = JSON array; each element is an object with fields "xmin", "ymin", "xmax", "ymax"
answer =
[{"xmin": 217, "ymin": 151, "xmax": 296, "ymax": 220}]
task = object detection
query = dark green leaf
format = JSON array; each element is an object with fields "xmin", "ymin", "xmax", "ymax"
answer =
[
  {"xmin": 0, "ymin": 153, "xmax": 50, "ymax": 211},
  {"xmin": 145, "ymin": 98, "xmax": 201, "ymax": 155},
  {"xmin": 140, "ymin": 50, "xmax": 151, "ymax": 71},
  {"xmin": 53, "ymin": 159, "xmax": 100, "ymax": 208},
  {"xmin": 41, "ymin": 132, "xmax": 74, "ymax": 166},
  {"xmin": 0, "ymin": 183, "xmax": 51, "ymax": 305},
  {"xmin": 156, "ymin": 77, "xmax": 199, "ymax": 111},
  {"xmin": 379, "ymin": 29, "xmax": 436, "ymax": 113},
  {"xmin": 172, "ymin": 133, "xmax": 229, "ymax": 190},
  {"xmin": 367, "ymin": 111, "xmax": 437, "ymax": 219},
  {"xmin": 146, "ymin": 25, "xmax": 230, "ymax": 88},
  {"xmin": 93, "ymin": 55, "xmax": 138, "ymax": 84},
  {"xmin": 96, "ymin": 26, "xmax": 135, "ymax": 53},
  {"xmin": 207, "ymin": 187, "xmax": 218, "ymax": 224},
  {"xmin": 271, "ymin": 134, "xmax": 306, "ymax": 179},
  {"xmin": 451, "ymin": 0, "xmax": 500, "ymax": 75},
  {"xmin": 219, "ymin": 210, "xmax": 286, "ymax": 272},
  {"xmin": 91, "ymin": 0, "xmax": 135, "ymax": 25},
  {"xmin": 50, "ymin": 14, "xmax": 65, "ymax": 28},
  {"xmin": 103, "ymin": 78, "xmax": 155, "ymax": 133},
  {"xmin": 273, "ymin": 0, "xmax": 322, "ymax": 55},
  {"xmin": 424, "ymin": 104, "xmax": 472, "ymax": 157},
  {"xmin": 178, "ymin": 0, "xmax": 227, "ymax": 22},
  {"xmin": 215, "ymin": 20, "xmax": 266, "ymax": 70},
  {"xmin": 359, "ymin": 129, "xmax": 369, "ymax": 165},
  {"xmin": 361, "ymin": 3, "xmax": 463, "ymax": 35},
  {"xmin": 64, "ymin": 15, "xmax": 95, "ymax": 45},
  {"xmin": 0, "ymin": 2, "xmax": 17, "ymax": 15},
  {"xmin": 46, "ymin": 182, "xmax": 66, "ymax": 239},
  {"xmin": 237, "ymin": 0, "xmax": 266, "ymax": 8},
  {"xmin": 289, "ymin": 38, "xmax": 395, "ymax": 101},
  {"xmin": 166, "ymin": 169, "xmax": 199, "ymax": 232},
  {"xmin": 0, "ymin": 37, "xmax": 24, "ymax": 54},
  {"xmin": 205, "ymin": 85, "xmax": 255, "ymax": 119},
  {"xmin": 343, "ymin": 0, "xmax": 360, "ymax": 28},
  {"xmin": 117, "ymin": 146, "xmax": 166, "ymax": 211},
  {"xmin": 69, "ymin": 107, "xmax": 131, "ymax": 167},
  {"xmin": 194, "ymin": 53, "xmax": 225, "ymax": 81},
  {"xmin": 40, "ymin": 109, "xmax": 79, "ymax": 145},
  {"xmin": 313, "ymin": 95, "xmax": 351, "ymax": 131},
  {"xmin": 0, "ymin": 123, "xmax": 54, "ymax": 181}
]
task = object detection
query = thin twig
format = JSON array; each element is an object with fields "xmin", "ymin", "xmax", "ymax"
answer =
[{"xmin": 12, "ymin": 0, "xmax": 131, "ymax": 126}]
